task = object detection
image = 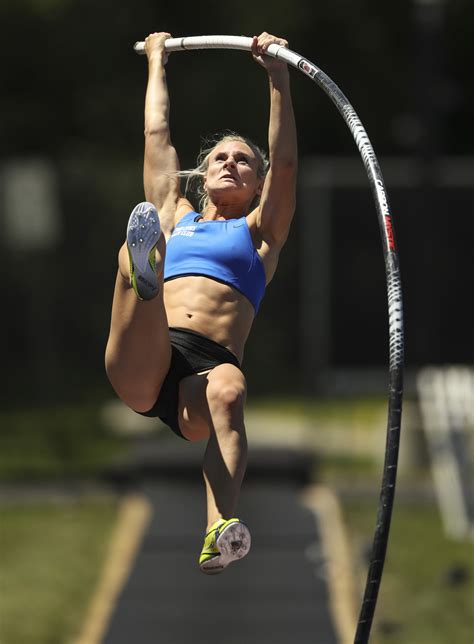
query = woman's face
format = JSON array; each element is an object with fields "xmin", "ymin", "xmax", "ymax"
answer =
[{"xmin": 204, "ymin": 141, "xmax": 263, "ymax": 206}]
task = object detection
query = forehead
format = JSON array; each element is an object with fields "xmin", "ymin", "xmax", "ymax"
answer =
[{"xmin": 212, "ymin": 140, "xmax": 256, "ymax": 159}]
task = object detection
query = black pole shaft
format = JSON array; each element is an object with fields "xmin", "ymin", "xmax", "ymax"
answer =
[{"xmin": 354, "ymin": 367, "xmax": 403, "ymax": 642}]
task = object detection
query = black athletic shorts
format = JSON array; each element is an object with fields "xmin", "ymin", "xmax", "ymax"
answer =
[{"xmin": 136, "ymin": 327, "xmax": 241, "ymax": 439}]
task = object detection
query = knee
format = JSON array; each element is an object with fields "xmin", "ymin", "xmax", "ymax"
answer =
[
  {"xmin": 109, "ymin": 383, "xmax": 158, "ymax": 414},
  {"xmin": 207, "ymin": 376, "xmax": 247, "ymax": 418}
]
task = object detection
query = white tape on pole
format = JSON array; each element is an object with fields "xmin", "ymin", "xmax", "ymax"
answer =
[{"xmin": 134, "ymin": 36, "xmax": 305, "ymax": 71}]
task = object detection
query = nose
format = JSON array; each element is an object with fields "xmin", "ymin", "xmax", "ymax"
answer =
[{"xmin": 224, "ymin": 156, "xmax": 236, "ymax": 168}]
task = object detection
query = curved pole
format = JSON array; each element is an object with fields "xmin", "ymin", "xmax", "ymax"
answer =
[{"xmin": 134, "ymin": 35, "xmax": 405, "ymax": 643}]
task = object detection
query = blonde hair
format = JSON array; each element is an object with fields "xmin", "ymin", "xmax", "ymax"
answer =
[{"xmin": 178, "ymin": 132, "xmax": 269, "ymax": 213}]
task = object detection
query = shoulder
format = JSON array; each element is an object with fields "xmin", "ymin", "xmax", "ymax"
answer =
[
  {"xmin": 174, "ymin": 197, "xmax": 197, "ymax": 225},
  {"xmin": 246, "ymin": 206, "xmax": 282, "ymax": 250},
  {"xmin": 245, "ymin": 207, "xmax": 259, "ymax": 233}
]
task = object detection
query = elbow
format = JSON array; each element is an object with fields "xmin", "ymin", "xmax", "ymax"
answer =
[
  {"xmin": 144, "ymin": 120, "xmax": 170, "ymax": 138},
  {"xmin": 270, "ymin": 157, "xmax": 298, "ymax": 175}
]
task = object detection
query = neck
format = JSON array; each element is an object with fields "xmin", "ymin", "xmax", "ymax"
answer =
[{"xmin": 202, "ymin": 201, "xmax": 249, "ymax": 221}]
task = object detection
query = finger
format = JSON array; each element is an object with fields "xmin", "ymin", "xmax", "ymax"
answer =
[
  {"xmin": 255, "ymin": 32, "xmax": 268, "ymax": 52},
  {"xmin": 146, "ymin": 32, "xmax": 171, "ymax": 41},
  {"xmin": 259, "ymin": 35, "xmax": 288, "ymax": 52},
  {"xmin": 259, "ymin": 38, "xmax": 275, "ymax": 55}
]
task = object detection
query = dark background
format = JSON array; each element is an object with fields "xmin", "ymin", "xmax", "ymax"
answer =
[{"xmin": 1, "ymin": 0, "xmax": 472, "ymax": 407}]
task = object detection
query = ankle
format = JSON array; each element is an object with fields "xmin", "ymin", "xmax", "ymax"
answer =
[{"xmin": 207, "ymin": 516, "xmax": 224, "ymax": 532}]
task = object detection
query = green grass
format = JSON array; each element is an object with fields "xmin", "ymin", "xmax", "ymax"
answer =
[
  {"xmin": 0, "ymin": 404, "xmax": 129, "ymax": 481},
  {"xmin": 249, "ymin": 395, "xmax": 391, "ymax": 467},
  {"xmin": 343, "ymin": 499, "xmax": 474, "ymax": 644},
  {"xmin": 249, "ymin": 395, "xmax": 387, "ymax": 428},
  {"xmin": 0, "ymin": 498, "xmax": 118, "ymax": 644}
]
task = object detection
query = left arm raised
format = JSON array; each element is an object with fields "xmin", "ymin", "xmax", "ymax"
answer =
[{"xmin": 255, "ymin": 37, "xmax": 298, "ymax": 248}]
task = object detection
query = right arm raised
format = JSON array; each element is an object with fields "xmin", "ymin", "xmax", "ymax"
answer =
[{"xmin": 143, "ymin": 33, "xmax": 192, "ymax": 238}]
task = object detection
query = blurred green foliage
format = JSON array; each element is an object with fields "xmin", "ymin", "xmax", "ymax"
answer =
[{"xmin": 0, "ymin": 405, "xmax": 128, "ymax": 480}]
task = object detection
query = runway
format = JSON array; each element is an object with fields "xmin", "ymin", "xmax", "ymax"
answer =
[{"xmin": 80, "ymin": 439, "xmax": 354, "ymax": 644}]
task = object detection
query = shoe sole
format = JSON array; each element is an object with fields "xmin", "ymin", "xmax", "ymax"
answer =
[
  {"xmin": 126, "ymin": 202, "xmax": 161, "ymax": 300},
  {"xmin": 200, "ymin": 521, "xmax": 251, "ymax": 575}
]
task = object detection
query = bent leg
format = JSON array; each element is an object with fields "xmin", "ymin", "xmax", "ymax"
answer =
[
  {"xmin": 179, "ymin": 364, "xmax": 248, "ymax": 530},
  {"xmin": 105, "ymin": 226, "xmax": 171, "ymax": 412}
]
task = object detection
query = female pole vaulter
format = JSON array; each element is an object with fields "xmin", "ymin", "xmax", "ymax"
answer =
[{"xmin": 105, "ymin": 31, "xmax": 297, "ymax": 574}]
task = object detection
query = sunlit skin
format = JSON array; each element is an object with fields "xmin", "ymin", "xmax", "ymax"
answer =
[
  {"xmin": 202, "ymin": 142, "xmax": 263, "ymax": 218},
  {"xmin": 164, "ymin": 140, "xmax": 265, "ymax": 362},
  {"xmin": 105, "ymin": 31, "xmax": 297, "ymax": 532}
]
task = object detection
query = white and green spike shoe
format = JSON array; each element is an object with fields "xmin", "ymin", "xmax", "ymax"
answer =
[
  {"xmin": 126, "ymin": 202, "xmax": 161, "ymax": 300},
  {"xmin": 199, "ymin": 518, "xmax": 251, "ymax": 575}
]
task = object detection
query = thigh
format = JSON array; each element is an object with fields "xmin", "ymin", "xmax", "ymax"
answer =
[
  {"xmin": 178, "ymin": 363, "xmax": 246, "ymax": 441},
  {"xmin": 106, "ymin": 237, "xmax": 172, "ymax": 412},
  {"xmin": 178, "ymin": 371, "xmax": 212, "ymax": 441}
]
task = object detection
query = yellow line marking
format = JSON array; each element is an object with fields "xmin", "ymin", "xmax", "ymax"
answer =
[
  {"xmin": 300, "ymin": 485, "xmax": 358, "ymax": 644},
  {"xmin": 74, "ymin": 494, "xmax": 152, "ymax": 644}
]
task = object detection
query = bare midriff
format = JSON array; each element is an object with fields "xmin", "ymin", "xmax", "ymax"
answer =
[{"xmin": 163, "ymin": 275, "xmax": 256, "ymax": 364}]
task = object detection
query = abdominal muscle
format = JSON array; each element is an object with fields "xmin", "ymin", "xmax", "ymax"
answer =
[{"xmin": 163, "ymin": 275, "xmax": 255, "ymax": 364}]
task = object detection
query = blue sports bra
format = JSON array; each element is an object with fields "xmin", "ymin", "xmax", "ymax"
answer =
[{"xmin": 164, "ymin": 211, "xmax": 266, "ymax": 313}]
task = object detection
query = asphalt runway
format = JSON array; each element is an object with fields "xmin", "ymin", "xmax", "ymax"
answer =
[{"xmin": 101, "ymin": 442, "xmax": 340, "ymax": 644}]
